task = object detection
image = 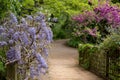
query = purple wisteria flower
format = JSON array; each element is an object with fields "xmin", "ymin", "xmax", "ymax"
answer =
[
  {"xmin": 0, "ymin": 26, "xmax": 5, "ymax": 35},
  {"xmin": 35, "ymin": 16, "xmax": 43, "ymax": 22},
  {"xmin": 35, "ymin": 13, "xmax": 45, "ymax": 22},
  {"xmin": 36, "ymin": 33, "xmax": 45, "ymax": 40},
  {"xmin": 28, "ymin": 27, "xmax": 36, "ymax": 35},
  {"xmin": 40, "ymin": 20, "xmax": 47, "ymax": 27},
  {"xmin": 28, "ymin": 27, "xmax": 36, "ymax": 41},
  {"xmin": 1, "ymin": 33, "xmax": 8, "ymax": 40},
  {"xmin": 0, "ymin": 41, "xmax": 7, "ymax": 47},
  {"xmin": 10, "ymin": 13, "xmax": 18, "ymax": 24},
  {"xmin": 15, "ymin": 45, "xmax": 21, "ymax": 60},
  {"xmin": 20, "ymin": 32, "xmax": 29, "ymax": 45},
  {"xmin": 6, "ymin": 47, "xmax": 16, "ymax": 61},
  {"xmin": 35, "ymin": 53, "xmax": 47, "ymax": 68},
  {"xmin": 12, "ymin": 32, "xmax": 20, "ymax": 41},
  {"xmin": 31, "ymin": 42, "xmax": 37, "ymax": 50},
  {"xmin": 48, "ymin": 28, "xmax": 53, "ymax": 42},
  {"xmin": 6, "ymin": 47, "xmax": 21, "ymax": 64},
  {"xmin": 43, "ymin": 48, "xmax": 48, "ymax": 57},
  {"xmin": 8, "ymin": 28, "xmax": 14, "ymax": 35},
  {"xmin": 42, "ymin": 26, "xmax": 52, "ymax": 42},
  {"xmin": 20, "ymin": 18, "xmax": 28, "ymax": 29},
  {"xmin": 0, "ymin": 12, "xmax": 53, "ymax": 79},
  {"xmin": 30, "ymin": 66, "xmax": 36, "ymax": 79},
  {"xmin": 26, "ymin": 15, "xmax": 33, "ymax": 20},
  {"xmin": 8, "ymin": 40, "xmax": 14, "ymax": 45}
]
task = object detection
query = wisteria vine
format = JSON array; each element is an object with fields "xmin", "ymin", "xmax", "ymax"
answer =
[{"xmin": 0, "ymin": 12, "xmax": 53, "ymax": 79}]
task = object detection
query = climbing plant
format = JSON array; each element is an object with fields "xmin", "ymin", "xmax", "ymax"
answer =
[{"xmin": 0, "ymin": 12, "xmax": 53, "ymax": 79}]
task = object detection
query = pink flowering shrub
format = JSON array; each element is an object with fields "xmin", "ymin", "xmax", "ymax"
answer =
[{"xmin": 71, "ymin": 3, "xmax": 120, "ymax": 44}]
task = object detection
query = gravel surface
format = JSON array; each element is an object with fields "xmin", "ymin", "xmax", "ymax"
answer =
[{"xmin": 47, "ymin": 39, "xmax": 103, "ymax": 80}]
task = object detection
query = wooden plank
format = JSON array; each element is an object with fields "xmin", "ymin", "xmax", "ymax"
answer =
[{"xmin": 6, "ymin": 63, "xmax": 17, "ymax": 80}]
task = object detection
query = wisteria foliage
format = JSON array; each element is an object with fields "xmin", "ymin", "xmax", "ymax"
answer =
[{"xmin": 0, "ymin": 12, "xmax": 53, "ymax": 79}]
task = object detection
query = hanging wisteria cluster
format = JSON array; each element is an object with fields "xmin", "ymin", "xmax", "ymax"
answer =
[{"xmin": 0, "ymin": 12, "xmax": 53, "ymax": 79}]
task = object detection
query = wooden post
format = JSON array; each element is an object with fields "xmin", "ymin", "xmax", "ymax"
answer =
[{"xmin": 6, "ymin": 63, "xmax": 18, "ymax": 80}]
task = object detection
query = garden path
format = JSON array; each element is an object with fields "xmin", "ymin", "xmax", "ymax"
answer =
[{"xmin": 47, "ymin": 39, "xmax": 103, "ymax": 80}]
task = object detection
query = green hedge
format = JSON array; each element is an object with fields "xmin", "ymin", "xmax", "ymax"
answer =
[
  {"xmin": 78, "ymin": 43, "xmax": 98, "ymax": 69},
  {"xmin": 78, "ymin": 34, "xmax": 120, "ymax": 80}
]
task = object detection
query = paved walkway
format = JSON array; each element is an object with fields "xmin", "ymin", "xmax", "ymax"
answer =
[{"xmin": 48, "ymin": 40, "xmax": 103, "ymax": 80}]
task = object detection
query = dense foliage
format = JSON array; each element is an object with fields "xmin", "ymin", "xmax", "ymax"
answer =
[
  {"xmin": 78, "ymin": 43, "xmax": 97, "ymax": 69},
  {"xmin": 41, "ymin": 0, "xmax": 97, "ymax": 39},
  {"xmin": 78, "ymin": 28, "xmax": 120, "ymax": 79},
  {"xmin": 99, "ymin": 28, "xmax": 120, "ymax": 59},
  {"xmin": 76, "ymin": 2, "xmax": 120, "ymax": 80},
  {"xmin": 68, "ymin": 3, "xmax": 120, "ymax": 47},
  {"xmin": 111, "ymin": 0, "xmax": 120, "ymax": 3},
  {"xmin": 78, "ymin": 38, "xmax": 120, "ymax": 80},
  {"xmin": 0, "ymin": 0, "xmax": 21, "ymax": 20},
  {"xmin": 0, "ymin": 0, "xmax": 44, "ymax": 20},
  {"xmin": 42, "ymin": 0, "xmax": 93, "ymax": 16}
]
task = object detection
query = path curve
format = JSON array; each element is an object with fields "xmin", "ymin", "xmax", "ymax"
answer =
[{"xmin": 48, "ymin": 39, "xmax": 103, "ymax": 80}]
